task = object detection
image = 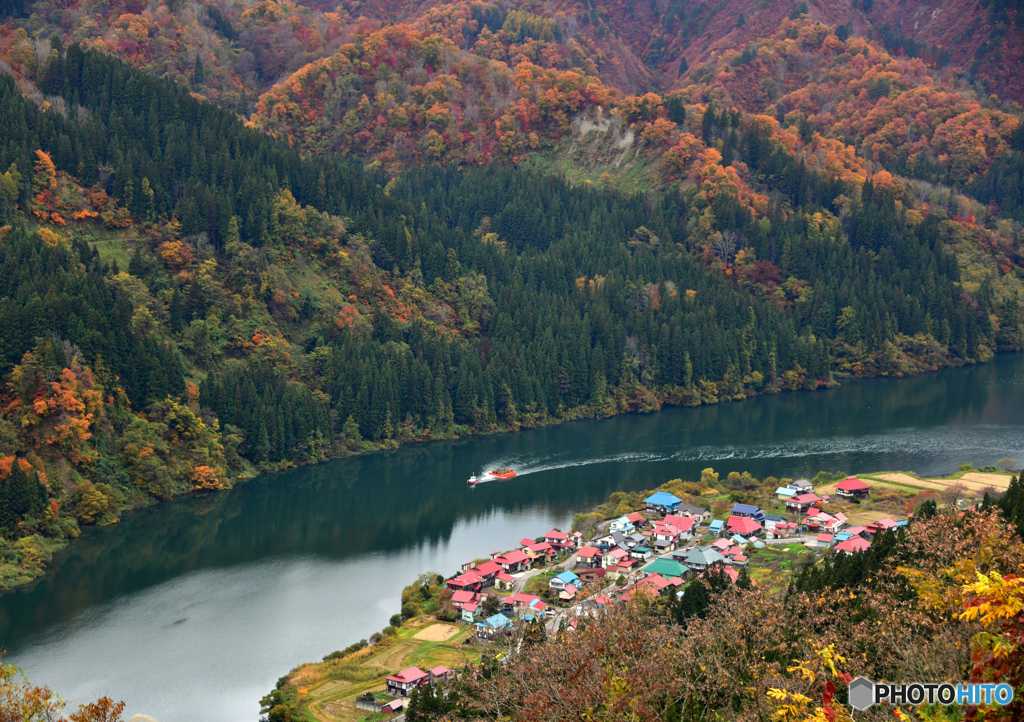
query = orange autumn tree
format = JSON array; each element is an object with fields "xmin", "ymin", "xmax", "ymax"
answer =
[
  {"xmin": 0, "ymin": 659, "xmax": 125, "ymax": 722},
  {"xmin": 7, "ymin": 348, "xmax": 103, "ymax": 466}
]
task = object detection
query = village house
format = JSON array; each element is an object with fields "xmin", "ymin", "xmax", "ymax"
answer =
[
  {"xmin": 450, "ymin": 590, "xmax": 485, "ymax": 610},
  {"xmin": 576, "ymin": 567, "xmax": 606, "ymax": 584},
  {"xmin": 645, "ymin": 557, "xmax": 687, "ymax": 579},
  {"xmin": 698, "ymin": 564, "xmax": 743, "ymax": 585},
  {"xmin": 470, "ymin": 560, "xmax": 503, "ymax": 583},
  {"xmin": 559, "ymin": 584, "xmax": 578, "ymax": 602},
  {"xmin": 494, "ymin": 572, "xmax": 515, "ymax": 591},
  {"xmin": 602, "ymin": 546, "xmax": 629, "ymax": 569},
  {"xmin": 520, "ymin": 539, "xmax": 556, "ymax": 563},
  {"xmin": 460, "ymin": 602, "xmax": 482, "ymax": 622},
  {"xmin": 611, "ymin": 557, "xmax": 639, "ymax": 574},
  {"xmin": 662, "ymin": 515, "xmax": 699, "ymax": 539},
  {"xmin": 493, "ymin": 549, "xmax": 531, "ymax": 574},
  {"xmin": 502, "ymin": 593, "xmax": 550, "ymax": 618},
  {"xmin": 629, "ymin": 546, "xmax": 653, "ymax": 560},
  {"xmin": 679, "ymin": 546, "xmax": 727, "ymax": 572},
  {"xmin": 726, "ymin": 514, "xmax": 762, "ymax": 539},
  {"xmin": 430, "ymin": 666, "xmax": 454, "ymax": 686},
  {"xmin": 625, "ymin": 511, "xmax": 648, "ymax": 528},
  {"xmin": 575, "ymin": 545, "xmax": 602, "ymax": 568},
  {"xmin": 651, "ymin": 522, "xmax": 683, "ymax": 552},
  {"xmin": 677, "ymin": 504, "xmax": 711, "ymax": 523},
  {"xmin": 644, "ymin": 491, "xmax": 682, "ymax": 515},
  {"xmin": 834, "ymin": 536, "xmax": 872, "ymax": 554},
  {"xmin": 817, "ymin": 533, "xmax": 835, "ymax": 549},
  {"xmin": 621, "ymin": 572, "xmax": 680, "ymax": 601},
  {"xmin": 729, "ymin": 503, "xmax": 766, "ymax": 523},
  {"xmin": 549, "ymin": 570, "xmax": 580, "ymax": 591},
  {"xmin": 544, "ymin": 529, "xmax": 574, "ymax": 549},
  {"xmin": 445, "ymin": 572, "xmax": 485, "ymax": 593},
  {"xmin": 835, "ymin": 477, "xmax": 871, "ymax": 500},
  {"xmin": 609, "ymin": 516, "xmax": 636, "ymax": 534},
  {"xmin": 708, "ymin": 519, "xmax": 725, "ymax": 536},
  {"xmin": 865, "ymin": 517, "xmax": 903, "ymax": 537},
  {"xmin": 766, "ymin": 520, "xmax": 797, "ymax": 539},
  {"xmin": 623, "ymin": 533, "xmax": 647, "ymax": 549},
  {"xmin": 386, "ymin": 666, "xmax": 430, "ymax": 697},
  {"xmin": 786, "ymin": 493, "xmax": 823, "ymax": 514},
  {"xmin": 803, "ymin": 510, "xmax": 847, "ymax": 534},
  {"xmin": 475, "ymin": 613, "xmax": 513, "ymax": 641}
]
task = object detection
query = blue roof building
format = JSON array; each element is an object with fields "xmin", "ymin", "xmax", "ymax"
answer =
[
  {"xmin": 550, "ymin": 571, "xmax": 580, "ymax": 590},
  {"xmin": 644, "ymin": 491, "xmax": 682, "ymax": 513},
  {"xmin": 731, "ymin": 503, "xmax": 766, "ymax": 522},
  {"xmin": 709, "ymin": 519, "xmax": 725, "ymax": 534}
]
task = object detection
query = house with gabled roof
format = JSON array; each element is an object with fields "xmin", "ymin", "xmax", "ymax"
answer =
[
  {"xmin": 460, "ymin": 602, "xmax": 482, "ymax": 622},
  {"xmin": 865, "ymin": 517, "xmax": 901, "ymax": 537},
  {"xmin": 646, "ymin": 557, "xmax": 687, "ymax": 579},
  {"xmin": 609, "ymin": 516, "xmax": 636, "ymax": 534},
  {"xmin": 475, "ymin": 613, "xmax": 513, "ymax": 640},
  {"xmin": 677, "ymin": 504, "xmax": 711, "ymax": 523},
  {"xmin": 644, "ymin": 491, "xmax": 682, "ymax": 515},
  {"xmin": 602, "ymin": 546, "xmax": 629, "ymax": 568},
  {"xmin": 471, "ymin": 560, "xmax": 503, "ymax": 582},
  {"xmin": 730, "ymin": 503, "xmax": 765, "ymax": 522},
  {"xmin": 544, "ymin": 529, "xmax": 571, "ymax": 548},
  {"xmin": 577, "ymin": 567, "xmax": 606, "ymax": 584},
  {"xmin": 835, "ymin": 477, "xmax": 870, "ymax": 500},
  {"xmin": 625, "ymin": 511, "xmax": 648, "ymax": 527},
  {"xmin": 680, "ymin": 546, "xmax": 727, "ymax": 572},
  {"xmin": 386, "ymin": 666, "xmax": 430, "ymax": 697},
  {"xmin": 450, "ymin": 590, "xmax": 484, "ymax": 609},
  {"xmin": 786, "ymin": 493, "xmax": 823, "ymax": 514},
  {"xmin": 575, "ymin": 545, "xmax": 602, "ymax": 568},
  {"xmin": 549, "ymin": 570, "xmax": 579, "ymax": 591},
  {"xmin": 834, "ymin": 536, "xmax": 872, "ymax": 554},
  {"xmin": 494, "ymin": 571, "xmax": 515, "ymax": 591},
  {"xmin": 817, "ymin": 533, "xmax": 835, "ymax": 548},
  {"xmin": 493, "ymin": 549, "xmax": 531, "ymax": 573},
  {"xmin": 709, "ymin": 519, "xmax": 725, "ymax": 535},
  {"xmin": 446, "ymin": 573, "xmax": 484, "ymax": 592},
  {"xmin": 726, "ymin": 515, "xmax": 762, "ymax": 538}
]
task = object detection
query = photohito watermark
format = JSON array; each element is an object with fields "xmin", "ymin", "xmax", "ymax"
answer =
[{"xmin": 848, "ymin": 677, "xmax": 1015, "ymax": 711}]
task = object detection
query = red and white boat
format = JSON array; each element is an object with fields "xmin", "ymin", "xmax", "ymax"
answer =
[{"xmin": 467, "ymin": 475, "xmax": 481, "ymax": 486}]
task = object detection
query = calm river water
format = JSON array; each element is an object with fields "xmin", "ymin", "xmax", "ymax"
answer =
[{"xmin": 5, "ymin": 355, "xmax": 1024, "ymax": 721}]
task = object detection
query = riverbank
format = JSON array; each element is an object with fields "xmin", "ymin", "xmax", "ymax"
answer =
[{"xmin": 4, "ymin": 343, "xmax": 1003, "ymax": 596}]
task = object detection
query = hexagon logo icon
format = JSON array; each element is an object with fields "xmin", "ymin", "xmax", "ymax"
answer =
[{"xmin": 848, "ymin": 676, "xmax": 875, "ymax": 711}]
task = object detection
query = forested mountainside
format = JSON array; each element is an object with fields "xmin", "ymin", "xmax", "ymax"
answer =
[
  {"xmin": 0, "ymin": 1, "xmax": 1021, "ymax": 590},
  {"xmin": 7, "ymin": 0, "xmax": 1024, "ymax": 105}
]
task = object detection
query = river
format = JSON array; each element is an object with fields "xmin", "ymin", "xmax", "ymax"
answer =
[{"xmin": 4, "ymin": 355, "xmax": 1024, "ymax": 721}]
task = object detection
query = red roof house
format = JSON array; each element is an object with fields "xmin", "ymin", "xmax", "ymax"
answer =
[
  {"xmin": 835, "ymin": 536, "xmax": 872, "ymax": 554},
  {"xmin": 386, "ymin": 666, "xmax": 430, "ymax": 697},
  {"xmin": 835, "ymin": 477, "xmax": 870, "ymax": 499},
  {"xmin": 726, "ymin": 515, "xmax": 762, "ymax": 537}
]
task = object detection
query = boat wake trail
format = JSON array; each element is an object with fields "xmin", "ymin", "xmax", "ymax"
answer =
[{"xmin": 470, "ymin": 425, "xmax": 1024, "ymax": 482}]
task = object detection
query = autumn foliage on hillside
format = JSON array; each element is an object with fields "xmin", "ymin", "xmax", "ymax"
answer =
[{"xmin": 679, "ymin": 19, "xmax": 1021, "ymax": 187}]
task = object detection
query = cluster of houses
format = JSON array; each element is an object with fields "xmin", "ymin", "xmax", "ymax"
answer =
[
  {"xmin": 370, "ymin": 475, "xmax": 914, "ymax": 715},
  {"xmin": 442, "ymin": 476, "xmax": 907, "ymax": 639}
]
